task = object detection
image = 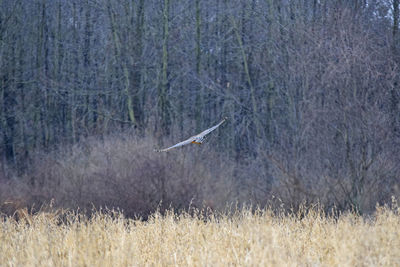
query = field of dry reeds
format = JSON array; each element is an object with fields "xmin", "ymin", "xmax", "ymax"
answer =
[
  {"xmin": 1, "ymin": 203, "xmax": 399, "ymax": 267},
  {"xmin": 0, "ymin": 135, "xmax": 399, "ymax": 266}
]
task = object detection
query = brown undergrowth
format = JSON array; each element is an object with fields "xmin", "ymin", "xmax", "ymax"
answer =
[
  {"xmin": 0, "ymin": 134, "xmax": 235, "ymax": 218},
  {"xmin": 0, "ymin": 203, "xmax": 399, "ymax": 266}
]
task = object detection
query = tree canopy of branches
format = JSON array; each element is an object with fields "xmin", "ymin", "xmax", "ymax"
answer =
[{"xmin": 0, "ymin": 0, "xmax": 399, "ymax": 213}]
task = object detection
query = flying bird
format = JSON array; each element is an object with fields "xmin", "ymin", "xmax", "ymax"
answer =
[{"xmin": 155, "ymin": 117, "xmax": 227, "ymax": 152}]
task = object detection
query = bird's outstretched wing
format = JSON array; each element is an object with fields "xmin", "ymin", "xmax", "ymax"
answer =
[
  {"xmin": 155, "ymin": 136, "xmax": 196, "ymax": 152},
  {"xmin": 195, "ymin": 117, "xmax": 227, "ymax": 138},
  {"xmin": 155, "ymin": 117, "xmax": 227, "ymax": 152}
]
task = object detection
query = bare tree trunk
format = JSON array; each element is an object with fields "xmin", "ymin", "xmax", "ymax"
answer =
[
  {"xmin": 70, "ymin": 1, "xmax": 78, "ymax": 143},
  {"xmin": 231, "ymin": 16, "xmax": 261, "ymax": 138},
  {"xmin": 392, "ymin": 0, "xmax": 399, "ymax": 136},
  {"xmin": 83, "ymin": 0, "xmax": 92, "ymax": 132},
  {"xmin": 394, "ymin": 0, "xmax": 399, "ymax": 44},
  {"xmin": 107, "ymin": 0, "xmax": 136, "ymax": 126},
  {"xmin": 1, "ymin": 47, "xmax": 16, "ymax": 165},
  {"xmin": 194, "ymin": 0, "xmax": 203, "ymax": 132},
  {"xmin": 158, "ymin": 0, "xmax": 171, "ymax": 136},
  {"xmin": 134, "ymin": 0, "xmax": 145, "ymax": 129}
]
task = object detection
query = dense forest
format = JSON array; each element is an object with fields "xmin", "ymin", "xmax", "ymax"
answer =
[{"xmin": 1, "ymin": 0, "xmax": 399, "ymax": 216}]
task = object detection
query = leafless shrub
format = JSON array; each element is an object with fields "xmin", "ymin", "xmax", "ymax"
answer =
[
  {"xmin": 0, "ymin": 177, "xmax": 33, "ymax": 217},
  {"xmin": 15, "ymin": 134, "xmax": 235, "ymax": 218},
  {"xmin": 241, "ymin": 8, "xmax": 400, "ymax": 213}
]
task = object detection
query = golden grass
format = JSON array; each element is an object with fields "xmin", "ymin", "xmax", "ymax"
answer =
[{"xmin": 1, "ymin": 205, "xmax": 400, "ymax": 267}]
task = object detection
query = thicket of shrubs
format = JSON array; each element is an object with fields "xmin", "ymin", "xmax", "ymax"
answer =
[
  {"xmin": 0, "ymin": 134, "xmax": 236, "ymax": 218},
  {"xmin": 0, "ymin": 132, "xmax": 399, "ymax": 218}
]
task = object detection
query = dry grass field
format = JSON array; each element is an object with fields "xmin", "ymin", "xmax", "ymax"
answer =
[{"xmin": 1, "ymin": 204, "xmax": 400, "ymax": 267}]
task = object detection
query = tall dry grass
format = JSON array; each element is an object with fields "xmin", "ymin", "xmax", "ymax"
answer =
[{"xmin": 1, "ymin": 203, "xmax": 399, "ymax": 266}]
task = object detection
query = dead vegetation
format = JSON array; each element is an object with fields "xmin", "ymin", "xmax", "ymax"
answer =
[
  {"xmin": 0, "ymin": 134, "xmax": 236, "ymax": 218},
  {"xmin": 0, "ymin": 133, "xmax": 398, "ymax": 218},
  {"xmin": 1, "ymin": 203, "xmax": 399, "ymax": 266}
]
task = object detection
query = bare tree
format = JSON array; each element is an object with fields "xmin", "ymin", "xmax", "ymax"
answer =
[{"xmin": 0, "ymin": 0, "xmax": 398, "ymax": 213}]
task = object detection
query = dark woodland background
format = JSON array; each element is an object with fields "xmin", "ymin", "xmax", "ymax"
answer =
[{"xmin": 1, "ymin": 0, "xmax": 400, "ymax": 217}]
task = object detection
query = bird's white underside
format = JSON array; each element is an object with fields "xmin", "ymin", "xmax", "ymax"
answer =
[{"xmin": 156, "ymin": 118, "xmax": 227, "ymax": 152}]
